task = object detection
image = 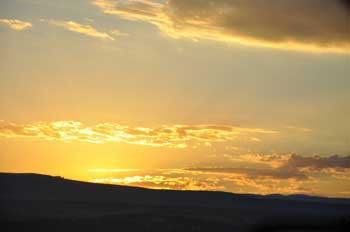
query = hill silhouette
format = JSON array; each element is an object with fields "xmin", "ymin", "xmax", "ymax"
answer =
[{"xmin": 1, "ymin": 173, "xmax": 349, "ymax": 231}]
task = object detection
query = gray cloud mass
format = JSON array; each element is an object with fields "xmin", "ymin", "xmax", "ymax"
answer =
[
  {"xmin": 94, "ymin": 0, "xmax": 350, "ymax": 52},
  {"xmin": 166, "ymin": 0, "xmax": 349, "ymax": 46}
]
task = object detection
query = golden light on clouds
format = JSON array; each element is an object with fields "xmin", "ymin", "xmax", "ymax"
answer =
[
  {"xmin": 229, "ymin": 153, "xmax": 294, "ymax": 168},
  {"xmin": 92, "ymin": 174, "xmax": 223, "ymax": 191},
  {"xmin": 89, "ymin": 154, "xmax": 350, "ymax": 197},
  {"xmin": 0, "ymin": 120, "xmax": 276, "ymax": 148},
  {"xmin": 0, "ymin": 18, "xmax": 32, "ymax": 31},
  {"xmin": 92, "ymin": 174, "xmax": 310, "ymax": 194},
  {"xmin": 93, "ymin": 0, "xmax": 350, "ymax": 53},
  {"xmin": 49, "ymin": 20, "xmax": 115, "ymax": 40},
  {"xmin": 88, "ymin": 168, "xmax": 140, "ymax": 173},
  {"xmin": 1, "ymin": 0, "xmax": 349, "ymax": 200}
]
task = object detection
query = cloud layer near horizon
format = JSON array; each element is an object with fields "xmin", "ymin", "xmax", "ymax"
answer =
[
  {"xmin": 187, "ymin": 154, "xmax": 350, "ymax": 180},
  {"xmin": 93, "ymin": 0, "xmax": 350, "ymax": 53},
  {"xmin": 90, "ymin": 153, "xmax": 350, "ymax": 196},
  {"xmin": 0, "ymin": 120, "xmax": 276, "ymax": 148}
]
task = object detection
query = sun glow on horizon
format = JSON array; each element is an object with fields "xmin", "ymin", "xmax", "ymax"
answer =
[{"xmin": 1, "ymin": 0, "xmax": 349, "ymax": 198}]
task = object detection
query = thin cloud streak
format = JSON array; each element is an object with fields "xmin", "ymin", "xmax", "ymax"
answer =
[
  {"xmin": 0, "ymin": 19, "xmax": 32, "ymax": 31},
  {"xmin": 109, "ymin": 29, "xmax": 129, "ymax": 37},
  {"xmin": 88, "ymin": 168, "xmax": 140, "ymax": 173},
  {"xmin": 236, "ymin": 153, "xmax": 350, "ymax": 170},
  {"xmin": 0, "ymin": 120, "xmax": 277, "ymax": 148},
  {"xmin": 49, "ymin": 20, "xmax": 115, "ymax": 40}
]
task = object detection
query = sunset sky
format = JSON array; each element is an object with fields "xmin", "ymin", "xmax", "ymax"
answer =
[{"xmin": 1, "ymin": 0, "xmax": 349, "ymax": 197}]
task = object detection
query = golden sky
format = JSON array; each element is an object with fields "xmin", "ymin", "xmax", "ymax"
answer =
[{"xmin": 0, "ymin": 0, "xmax": 349, "ymax": 197}]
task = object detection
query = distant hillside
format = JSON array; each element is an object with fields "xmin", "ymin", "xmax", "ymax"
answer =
[{"xmin": 1, "ymin": 173, "xmax": 349, "ymax": 232}]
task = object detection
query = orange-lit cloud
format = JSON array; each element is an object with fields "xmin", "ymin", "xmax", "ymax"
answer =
[
  {"xmin": 89, "ymin": 153, "xmax": 350, "ymax": 196},
  {"xmin": 229, "ymin": 153, "xmax": 292, "ymax": 168},
  {"xmin": 88, "ymin": 168, "xmax": 140, "ymax": 173},
  {"xmin": 226, "ymin": 153, "xmax": 350, "ymax": 170},
  {"xmin": 0, "ymin": 19, "xmax": 32, "ymax": 31},
  {"xmin": 93, "ymin": 0, "xmax": 350, "ymax": 53},
  {"xmin": 49, "ymin": 20, "xmax": 115, "ymax": 40},
  {"xmin": 93, "ymin": 175, "xmax": 223, "ymax": 191},
  {"xmin": 90, "ymin": 167, "xmax": 315, "ymax": 195},
  {"xmin": 186, "ymin": 167, "xmax": 308, "ymax": 180},
  {"xmin": 0, "ymin": 120, "xmax": 276, "ymax": 148},
  {"xmin": 186, "ymin": 153, "xmax": 350, "ymax": 195}
]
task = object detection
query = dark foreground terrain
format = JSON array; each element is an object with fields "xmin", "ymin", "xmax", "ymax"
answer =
[{"xmin": 1, "ymin": 173, "xmax": 349, "ymax": 231}]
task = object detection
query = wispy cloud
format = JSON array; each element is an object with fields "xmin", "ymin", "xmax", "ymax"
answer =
[
  {"xmin": 93, "ymin": 0, "xmax": 350, "ymax": 53},
  {"xmin": 49, "ymin": 20, "xmax": 115, "ymax": 40},
  {"xmin": 0, "ymin": 120, "xmax": 277, "ymax": 148},
  {"xmin": 232, "ymin": 153, "xmax": 350, "ymax": 170},
  {"xmin": 186, "ymin": 166, "xmax": 308, "ymax": 180},
  {"xmin": 0, "ymin": 19, "xmax": 32, "ymax": 31},
  {"xmin": 109, "ymin": 29, "xmax": 129, "ymax": 37},
  {"xmin": 88, "ymin": 168, "xmax": 140, "ymax": 173}
]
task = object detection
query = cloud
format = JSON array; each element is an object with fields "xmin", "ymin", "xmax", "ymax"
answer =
[
  {"xmin": 93, "ymin": 0, "xmax": 350, "ymax": 53},
  {"xmin": 286, "ymin": 154, "xmax": 350, "ymax": 170},
  {"xmin": 0, "ymin": 19, "xmax": 32, "ymax": 31},
  {"xmin": 90, "ymin": 168, "xmax": 314, "ymax": 195},
  {"xmin": 185, "ymin": 154, "xmax": 350, "ymax": 181},
  {"xmin": 89, "ymin": 154, "xmax": 350, "ymax": 196},
  {"xmin": 93, "ymin": 175, "xmax": 223, "ymax": 191},
  {"xmin": 49, "ymin": 20, "xmax": 115, "ymax": 40},
  {"xmin": 186, "ymin": 167, "xmax": 308, "ymax": 180},
  {"xmin": 230, "ymin": 153, "xmax": 350, "ymax": 170},
  {"xmin": 221, "ymin": 174, "xmax": 315, "ymax": 195},
  {"xmin": 109, "ymin": 29, "xmax": 129, "ymax": 37},
  {"xmin": 88, "ymin": 168, "xmax": 140, "ymax": 173},
  {"xmin": 0, "ymin": 120, "xmax": 276, "ymax": 148},
  {"xmin": 229, "ymin": 153, "xmax": 291, "ymax": 168}
]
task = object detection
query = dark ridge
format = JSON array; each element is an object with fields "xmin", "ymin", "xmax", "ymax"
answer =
[{"xmin": 1, "ymin": 173, "xmax": 350, "ymax": 232}]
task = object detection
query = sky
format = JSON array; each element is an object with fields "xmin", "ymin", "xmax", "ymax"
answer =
[{"xmin": 0, "ymin": 0, "xmax": 349, "ymax": 197}]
